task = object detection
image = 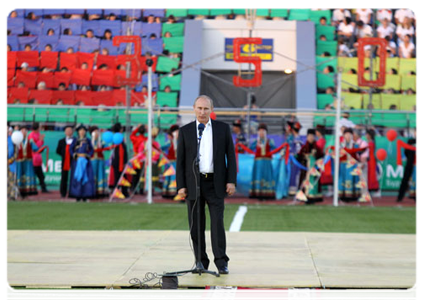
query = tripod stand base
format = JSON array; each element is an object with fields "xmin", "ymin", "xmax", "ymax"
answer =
[{"xmin": 164, "ymin": 262, "xmax": 220, "ymax": 277}]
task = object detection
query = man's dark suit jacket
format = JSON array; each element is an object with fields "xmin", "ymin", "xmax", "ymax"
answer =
[
  {"xmin": 176, "ymin": 120, "xmax": 237, "ymax": 200},
  {"xmin": 56, "ymin": 138, "xmax": 71, "ymax": 162}
]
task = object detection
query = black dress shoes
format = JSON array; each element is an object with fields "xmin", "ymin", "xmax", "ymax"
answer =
[{"xmin": 218, "ymin": 266, "xmax": 229, "ymax": 275}]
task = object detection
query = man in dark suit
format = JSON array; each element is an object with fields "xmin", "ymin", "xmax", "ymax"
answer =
[
  {"xmin": 176, "ymin": 95, "xmax": 237, "ymax": 275},
  {"xmin": 56, "ymin": 126, "xmax": 74, "ymax": 198}
]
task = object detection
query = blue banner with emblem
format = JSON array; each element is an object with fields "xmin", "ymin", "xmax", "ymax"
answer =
[{"xmin": 224, "ymin": 38, "xmax": 274, "ymax": 62}]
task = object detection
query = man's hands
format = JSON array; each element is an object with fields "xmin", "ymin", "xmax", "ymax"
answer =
[
  {"xmin": 226, "ymin": 183, "xmax": 236, "ymax": 196},
  {"xmin": 177, "ymin": 188, "xmax": 187, "ymax": 199}
]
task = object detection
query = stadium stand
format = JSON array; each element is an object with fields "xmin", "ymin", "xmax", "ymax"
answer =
[{"xmin": 7, "ymin": 8, "xmax": 416, "ymax": 132}]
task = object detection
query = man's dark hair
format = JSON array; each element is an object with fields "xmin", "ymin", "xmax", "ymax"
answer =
[
  {"xmin": 32, "ymin": 122, "xmax": 40, "ymax": 130},
  {"xmin": 327, "ymin": 65, "xmax": 335, "ymax": 73},
  {"xmin": 320, "ymin": 16, "xmax": 327, "ymax": 22},
  {"xmin": 357, "ymin": 20, "xmax": 364, "ymax": 27},
  {"xmin": 63, "ymin": 28, "xmax": 71, "ymax": 35},
  {"xmin": 345, "ymin": 17, "xmax": 352, "ymax": 24}
]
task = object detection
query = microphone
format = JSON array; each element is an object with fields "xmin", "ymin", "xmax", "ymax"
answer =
[{"xmin": 198, "ymin": 123, "xmax": 205, "ymax": 139}]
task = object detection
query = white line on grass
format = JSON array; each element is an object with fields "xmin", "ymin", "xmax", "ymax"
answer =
[
  {"xmin": 229, "ymin": 205, "xmax": 248, "ymax": 232},
  {"xmin": 5, "ymin": 293, "xmax": 200, "ymax": 299},
  {"xmin": 322, "ymin": 297, "xmax": 420, "ymax": 300}
]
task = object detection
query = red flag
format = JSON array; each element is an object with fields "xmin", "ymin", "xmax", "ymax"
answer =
[
  {"xmin": 36, "ymin": 72, "xmax": 55, "ymax": 88},
  {"xmin": 77, "ymin": 52, "xmax": 95, "ymax": 70},
  {"xmin": 7, "ymin": 69, "xmax": 15, "ymax": 88},
  {"xmin": 28, "ymin": 90, "xmax": 53, "ymax": 104},
  {"xmin": 52, "ymin": 91, "xmax": 75, "ymax": 105},
  {"xmin": 15, "ymin": 70, "xmax": 37, "ymax": 88},
  {"xmin": 60, "ymin": 53, "xmax": 78, "ymax": 70},
  {"xmin": 91, "ymin": 91, "xmax": 114, "ymax": 106},
  {"xmin": 7, "ymin": 51, "xmax": 17, "ymax": 70},
  {"xmin": 113, "ymin": 89, "xmax": 126, "ymax": 105},
  {"xmin": 8, "ymin": 87, "xmax": 28, "ymax": 104},
  {"xmin": 74, "ymin": 90, "xmax": 94, "ymax": 105},
  {"xmin": 16, "ymin": 51, "xmax": 39, "ymax": 68},
  {"xmin": 92, "ymin": 69, "xmax": 114, "ymax": 86},
  {"xmin": 53, "ymin": 71, "xmax": 72, "ymax": 88},
  {"xmin": 40, "ymin": 51, "xmax": 58, "ymax": 69},
  {"xmin": 96, "ymin": 54, "xmax": 117, "ymax": 70},
  {"xmin": 70, "ymin": 69, "xmax": 92, "ymax": 86}
]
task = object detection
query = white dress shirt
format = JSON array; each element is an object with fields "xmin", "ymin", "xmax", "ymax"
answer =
[{"xmin": 196, "ymin": 119, "xmax": 213, "ymax": 173}]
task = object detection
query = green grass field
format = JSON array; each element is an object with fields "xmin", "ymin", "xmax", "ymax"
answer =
[
  {"xmin": 7, "ymin": 201, "xmax": 416, "ymax": 234},
  {"xmin": 6, "ymin": 288, "xmax": 420, "ymax": 300}
]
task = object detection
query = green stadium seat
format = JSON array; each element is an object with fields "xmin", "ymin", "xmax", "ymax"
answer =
[
  {"xmin": 317, "ymin": 73, "xmax": 335, "ymax": 89},
  {"xmin": 338, "ymin": 57, "xmax": 357, "ymax": 73},
  {"xmin": 160, "ymin": 113, "xmax": 178, "ymax": 128},
  {"xmin": 159, "ymin": 74, "xmax": 181, "ymax": 91},
  {"xmin": 23, "ymin": 107, "xmax": 34, "ymax": 122},
  {"xmin": 398, "ymin": 58, "xmax": 416, "ymax": 75},
  {"xmin": 314, "ymin": 115, "xmax": 335, "ymax": 126},
  {"xmin": 386, "ymin": 57, "xmax": 399, "ymax": 73},
  {"xmin": 162, "ymin": 23, "xmax": 184, "ymax": 37},
  {"xmin": 309, "ymin": 10, "xmax": 332, "ymax": 25},
  {"xmin": 317, "ymin": 94, "xmax": 334, "ymax": 109},
  {"xmin": 256, "ymin": 9, "xmax": 270, "ymax": 17},
  {"xmin": 94, "ymin": 109, "xmax": 116, "ymax": 127},
  {"xmin": 401, "ymin": 75, "xmax": 416, "ymax": 91},
  {"xmin": 163, "ymin": 37, "xmax": 184, "ymax": 53},
  {"xmin": 156, "ymin": 56, "xmax": 180, "ymax": 73},
  {"xmin": 210, "ymin": 9, "xmax": 232, "ymax": 16},
  {"xmin": 156, "ymin": 92, "xmax": 178, "ymax": 107},
  {"xmin": 400, "ymin": 94, "xmax": 416, "ymax": 111},
  {"xmin": 315, "ymin": 25, "xmax": 336, "ymax": 41},
  {"xmin": 362, "ymin": 93, "xmax": 381, "ymax": 109},
  {"xmin": 370, "ymin": 112, "xmax": 385, "ymax": 126},
  {"xmin": 316, "ymin": 56, "xmax": 337, "ymax": 73},
  {"xmin": 381, "ymin": 94, "xmax": 401, "ymax": 110},
  {"xmin": 288, "ymin": 9, "xmax": 311, "ymax": 21},
  {"xmin": 7, "ymin": 107, "xmax": 25, "ymax": 122},
  {"xmin": 341, "ymin": 74, "xmax": 358, "ymax": 90},
  {"xmin": 233, "ymin": 9, "xmax": 246, "ymax": 15},
  {"xmin": 187, "ymin": 9, "xmax": 210, "ymax": 16},
  {"xmin": 130, "ymin": 108, "xmax": 148, "ymax": 124},
  {"xmin": 381, "ymin": 74, "xmax": 401, "ymax": 91},
  {"xmin": 316, "ymin": 41, "xmax": 337, "ymax": 56},
  {"xmin": 166, "ymin": 9, "xmax": 188, "ymax": 18},
  {"xmin": 34, "ymin": 108, "xmax": 48, "ymax": 122},
  {"xmin": 76, "ymin": 108, "xmax": 92, "ymax": 124},
  {"xmin": 270, "ymin": 9, "xmax": 288, "ymax": 18},
  {"xmin": 342, "ymin": 93, "xmax": 362, "ymax": 109}
]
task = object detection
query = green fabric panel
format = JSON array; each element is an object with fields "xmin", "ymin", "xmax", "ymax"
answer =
[
  {"xmin": 233, "ymin": 9, "xmax": 246, "ymax": 15},
  {"xmin": 166, "ymin": 9, "xmax": 188, "ymax": 17},
  {"xmin": 7, "ymin": 107, "xmax": 25, "ymax": 122},
  {"xmin": 316, "ymin": 94, "xmax": 334, "ymax": 109},
  {"xmin": 315, "ymin": 25, "xmax": 335, "ymax": 40},
  {"xmin": 316, "ymin": 56, "xmax": 337, "ymax": 73},
  {"xmin": 362, "ymin": 94, "xmax": 382, "ymax": 109},
  {"xmin": 381, "ymin": 74, "xmax": 401, "ymax": 90},
  {"xmin": 309, "ymin": 10, "xmax": 332, "ymax": 25},
  {"xmin": 163, "ymin": 37, "xmax": 184, "ymax": 53},
  {"xmin": 160, "ymin": 114, "xmax": 178, "ymax": 127},
  {"xmin": 162, "ymin": 23, "xmax": 185, "ymax": 37},
  {"xmin": 338, "ymin": 57, "xmax": 358, "ymax": 73},
  {"xmin": 380, "ymin": 112, "xmax": 408, "ymax": 127},
  {"xmin": 398, "ymin": 58, "xmax": 416, "ymax": 75},
  {"xmin": 188, "ymin": 9, "xmax": 210, "ymax": 16},
  {"xmin": 401, "ymin": 75, "xmax": 416, "ymax": 91},
  {"xmin": 386, "ymin": 57, "xmax": 399, "ymax": 73},
  {"xmin": 288, "ymin": 9, "xmax": 311, "ymax": 21},
  {"xmin": 159, "ymin": 74, "xmax": 182, "ymax": 91},
  {"xmin": 156, "ymin": 56, "xmax": 180, "ymax": 72},
  {"xmin": 343, "ymin": 93, "xmax": 362, "ymax": 109},
  {"xmin": 409, "ymin": 113, "xmax": 416, "ymax": 128},
  {"xmin": 47, "ymin": 108, "xmax": 72, "ymax": 123},
  {"xmin": 341, "ymin": 74, "xmax": 358, "ymax": 90},
  {"xmin": 314, "ymin": 115, "xmax": 335, "ymax": 126},
  {"xmin": 93, "ymin": 109, "xmax": 116, "ymax": 126},
  {"xmin": 210, "ymin": 9, "xmax": 232, "ymax": 16},
  {"xmin": 381, "ymin": 94, "xmax": 401, "ymax": 110},
  {"xmin": 256, "ymin": 9, "xmax": 269, "ymax": 17},
  {"xmin": 156, "ymin": 92, "xmax": 178, "ymax": 107},
  {"xmin": 270, "ymin": 9, "xmax": 288, "ymax": 18},
  {"xmin": 316, "ymin": 41, "xmax": 337, "ymax": 56},
  {"xmin": 75, "ymin": 108, "xmax": 92, "ymax": 124},
  {"xmin": 317, "ymin": 73, "xmax": 335, "ymax": 89},
  {"xmin": 130, "ymin": 109, "xmax": 149, "ymax": 124},
  {"xmin": 400, "ymin": 94, "xmax": 416, "ymax": 111},
  {"xmin": 34, "ymin": 108, "xmax": 49, "ymax": 122}
]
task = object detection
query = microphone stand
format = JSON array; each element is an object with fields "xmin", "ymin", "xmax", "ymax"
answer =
[{"xmin": 163, "ymin": 125, "xmax": 220, "ymax": 278}]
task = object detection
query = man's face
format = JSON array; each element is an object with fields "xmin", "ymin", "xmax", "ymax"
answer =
[
  {"xmin": 194, "ymin": 98, "xmax": 212, "ymax": 124},
  {"xmin": 65, "ymin": 128, "xmax": 73, "ymax": 137},
  {"xmin": 258, "ymin": 129, "xmax": 266, "ymax": 139}
]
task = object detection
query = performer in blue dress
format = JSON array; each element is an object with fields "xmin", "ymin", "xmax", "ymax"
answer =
[
  {"xmin": 286, "ymin": 121, "xmax": 303, "ymax": 196},
  {"xmin": 8, "ymin": 126, "xmax": 17, "ymax": 200},
  {"xmin": 249, "ymin": 123, "xmax": 276, "ymax": 200},
  {"xmin": 15, "ymin": 125, "xmax": 38, "ymax": 198},
  {"xmin": 69, "ymin": 124, "xmax": 95, "ymax": 202},
  {"xmin": 89, "ymin": 126, "xmax": 108, "ymax": 198}
]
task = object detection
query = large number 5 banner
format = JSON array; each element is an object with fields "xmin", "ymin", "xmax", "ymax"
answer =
[
  {"xmin": 232, "ymin": 37, "xmax": 263, "ymax": 87},
  {"xmin": 113, "ymin": 35, "xmax": 142, "ymax": 87}
]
